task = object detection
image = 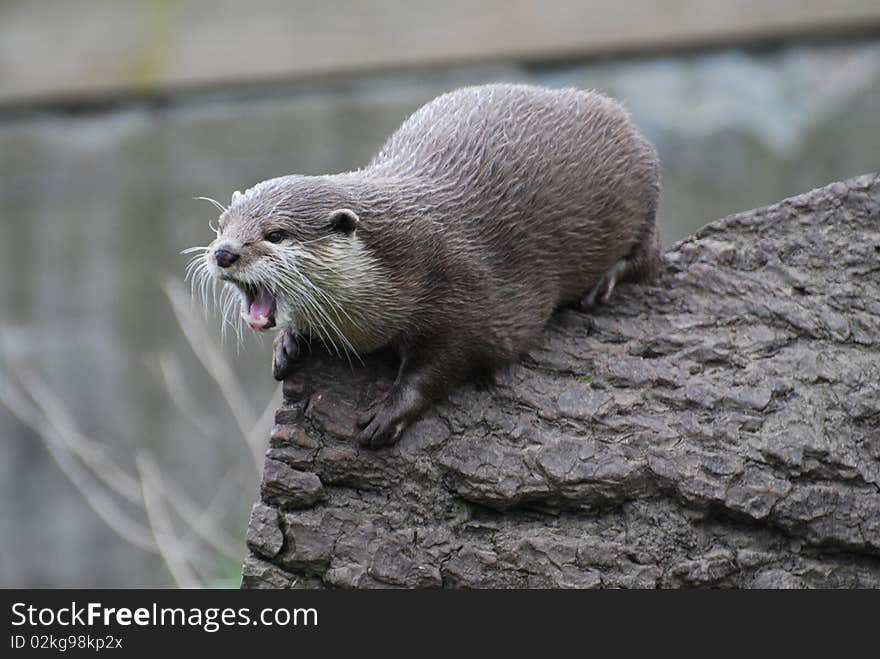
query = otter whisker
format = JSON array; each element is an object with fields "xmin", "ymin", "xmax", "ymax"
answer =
[
  {"xmin": 303, "ymin": 292, "xmax": 359, "ymax": 366},
  {"xmin": 292, "ymin": 259, "xmax": 370, "ymax": 346},
  {"xmin": 271, "ymin": 257, "xmax": 361, "ymax": 361},
  {"xmin": 193, "ymin": 196, "xmax": 228, "ymax": 215},
  {"xmin": 200, "ymin": 262, "xmax": 214, "ymax": 310},
  {"xmin": 288, "ymin": 284, "xmax": 343, "ymax": 358},
  {"xmin": 184, "ymin": 260, "xmax": 209, "ymax": 296},
  {"xmin": 184, "ymin": 258, "xmax": 213, "ymax": 311},
  {"xmin": 180, "ymin": 245, "xmax": 210, "ymax": 254},
  {"xmin": 298, "ymin": 275, "xmax": 364, "ymax": 351},
  {"xmin": 267, "ymin": 262, "xmax": 353, "ymax": 360},
  {"xmin": 300, "ymin": 286, "xmax": 363, "ymax": 363},
  {"xmin": 184, "ymin": 253, "xmax": 205, "ymax": 274},
  {"xmin": 222, "ymin": 283, "xmax": 247, "ymax": 346},
  {"xmin": 219, "ymin": 284, "xmax": 241, "ymax": 343},
  {"xmin": 184, "ymin": 254, "xmax": 245, "ymax": 346},
  {"xmin": 211, "ymin": 272, "xmax": 223, "ymax": 311}
]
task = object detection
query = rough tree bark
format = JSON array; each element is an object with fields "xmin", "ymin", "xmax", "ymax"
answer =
[{"xmin": 241, "ymin": 174, "xmax": 880, "ymax": 589}]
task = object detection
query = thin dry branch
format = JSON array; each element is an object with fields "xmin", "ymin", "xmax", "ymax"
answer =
[
  {"xmin": 164, "ymin": 278, "xmax": 264, "ymax": 473},
  {"xmin": 0, "ymin": 376, "xmax": 158, "ymax": 553},
  {"xmin": 137, "ymin": 452, "xmax": 203, "ymax": 588}
]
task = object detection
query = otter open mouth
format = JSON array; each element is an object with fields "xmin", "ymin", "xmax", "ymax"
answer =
[{"xmin": 239, "ymin": 283, "xmax": 277, "ymax": 331}]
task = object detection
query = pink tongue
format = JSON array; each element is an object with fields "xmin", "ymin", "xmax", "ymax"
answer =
[{"xmin": 248, "ymin": 289, "xmax": 275, "ymax": 329}]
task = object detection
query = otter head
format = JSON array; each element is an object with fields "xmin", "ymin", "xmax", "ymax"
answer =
[{"xmin": 196, "ymin": 176, "xmax": 364, "ymax": 344}]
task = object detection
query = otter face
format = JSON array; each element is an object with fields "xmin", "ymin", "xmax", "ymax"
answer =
[
  {"xmin": 208, "ymin": 203, "xmax": 359, "ymax": 332},
  {"xmin": 188, "ymin": 176, "xmax": 374, "ymax": 358}
]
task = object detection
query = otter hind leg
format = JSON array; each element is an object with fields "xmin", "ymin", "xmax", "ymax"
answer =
[
  {"xmin": 579, "ymin": 219, "xmax": 661, "ymax": 311},
  {"xmin": 579, "ymin": 259, "xmax": 632, "ymax": 310}
]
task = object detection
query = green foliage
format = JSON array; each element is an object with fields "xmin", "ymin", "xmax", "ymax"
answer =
[{"xmin": 206, "ymin": 551, "xmax": 247, "ymax": 589}]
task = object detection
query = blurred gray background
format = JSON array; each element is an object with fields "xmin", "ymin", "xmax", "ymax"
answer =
[{"xmin": 1, "ymin": 0, "xmax": 879, "ymax": 587}]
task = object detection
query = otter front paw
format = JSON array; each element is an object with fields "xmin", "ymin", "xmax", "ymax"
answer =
[
  {"xmin": 272, "ymin": 326, "xmax": 303, "ymax": 381},
  {"xmin": 355, "ymin": 379, "xmax": 430, "ymax": 448},
  {"xmin": 356, "ymin": 402, "xmax": 408, "ymax": 449},
  {"xmin": 355, "ymin": 389, "xmax": 417, "ymax": 448}
]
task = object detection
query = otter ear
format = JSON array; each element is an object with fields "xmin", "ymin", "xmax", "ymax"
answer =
[
  {"xmin": 329, "ymin": 208, "xmax": 359, "ymax": 235},
  {"xmin": 231, "ymin": 190, "xmax": 243, "ymax": 205}
]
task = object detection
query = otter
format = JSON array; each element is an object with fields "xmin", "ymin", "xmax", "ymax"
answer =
[{"xmin": 189, "ymin": 83, "xmax": 661, "ymax": 448}]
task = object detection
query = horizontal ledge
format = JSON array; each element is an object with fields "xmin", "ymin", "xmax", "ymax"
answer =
[{"xmin": 2, "ymin": 0, "xmax": 880, "ymax": 107}]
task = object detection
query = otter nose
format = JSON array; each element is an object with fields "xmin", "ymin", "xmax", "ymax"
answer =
[{"xmin": 214, "ymin": 248, "xmax": 240, "ymax": 268}]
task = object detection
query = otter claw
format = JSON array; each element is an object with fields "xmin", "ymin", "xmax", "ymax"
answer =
[
  {"xmin": 356, "ymin": 394, "xmax": 390, "ymax": 429},
  {"xmin": 272, "ymin": 327, "xmax": 302, "ymax": 380},
  {"xmin": 355, "ymin": 384, "xmax": 425, "ymax": 448},
  {"xmin": 356, "ymin": 410, "xmax": 374, "ymax": 430},
  {"xmin": 580, "ymin": 259, "xmax": 631, "ymax": 311},
  {"xmin": 356, "ymin": 407, "xmax": 405, "ymax": 449}
]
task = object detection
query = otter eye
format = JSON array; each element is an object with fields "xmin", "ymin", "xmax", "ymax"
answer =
[{"xmin": 264, "ymin": 230, "xmax": 287, "ymax": 243}]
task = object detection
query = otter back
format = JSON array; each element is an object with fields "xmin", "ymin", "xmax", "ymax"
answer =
[{"xmin": 361, "ymin": 83, "xmax": 660, "ymax": 363}]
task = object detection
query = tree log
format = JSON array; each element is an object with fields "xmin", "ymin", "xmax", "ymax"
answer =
[{"xmin": 241, "ymin": 173, "xmax": 880, "ymax": 588}]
